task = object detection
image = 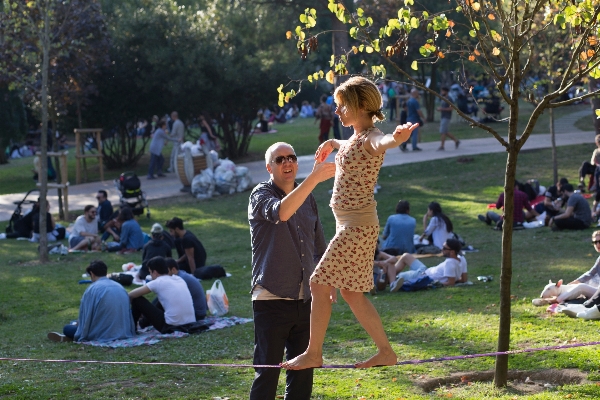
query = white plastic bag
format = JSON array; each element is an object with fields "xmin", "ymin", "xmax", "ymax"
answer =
[{"xmin": 206, "ymin": 279, "xmax": 229, "ymax": 316}]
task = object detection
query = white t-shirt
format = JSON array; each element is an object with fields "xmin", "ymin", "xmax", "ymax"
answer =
[
  {"xmin": 458, "ymin": 255, "xmax": 468, "ymax": 276},
  {"xmin": 71, "ymin": 215, "xmax": 98, "ymax": 238},
  {"xmin": 424, "ymin": 216, "xmax": 453, "ymax": 249},
  {"xmin": 147, "ymin": 275, "xmax": 195, "ymax": 326},
  {"xmin": 425, "ymin": 258, "xmax": 461, "ymax": 284}
]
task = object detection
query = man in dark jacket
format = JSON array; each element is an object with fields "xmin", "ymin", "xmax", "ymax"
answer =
[{"xmin": 139, "ymin": 223, "xmax": 172, "ymax": 280}]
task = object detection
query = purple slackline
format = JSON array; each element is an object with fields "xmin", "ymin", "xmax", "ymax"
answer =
[{"xmin": 2, "ymin": 340, "xmax": 600, "ymax": 369}]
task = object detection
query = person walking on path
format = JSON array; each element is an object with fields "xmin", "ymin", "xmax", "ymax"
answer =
[
  {"xmin": 148, "ymin": 120, "xmax": 180, "ymax": 179},
  {"xmin": 248, "ymin": 141, "xmax": 334, "ymax": 399},
  {"xmin": 168, "ymin": 111, "xmax": 185, "ymax": 173},
  {"xmin": 437, "ymin": 87, "xmax": 460, "ymax": 151},
  {"xmin": 315, "ymin": 95, "xmax": 334, "ymax": 144},
  {"xmin": 402, "ymin": 88, "xmax": 425, "ymax": 151},
  {"xmin": 282, "ymin": 77, "xmax": 418, "ymax": 371}
]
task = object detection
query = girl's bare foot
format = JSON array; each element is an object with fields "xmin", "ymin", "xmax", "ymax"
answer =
[
  {"xmin": 354, "ymin": 349, "xmax": 397, "ymax": 369},
  {"xmin": 280, "ymin": 352, "xmax": 323, "ymax": 370}
]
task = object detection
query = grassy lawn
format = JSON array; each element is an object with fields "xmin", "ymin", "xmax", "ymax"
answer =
[{"xmin": 2, "ymin": 141, "xmax": 600, "ymax": 398}]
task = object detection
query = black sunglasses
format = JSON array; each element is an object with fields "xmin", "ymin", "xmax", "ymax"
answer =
[
  {"xmin": 271, "ymin": 155, "xmax": 298, "ymax": 165},
  {"xmin": 593, "ymin": 240, "xmax": 600, "ymax": 244}
]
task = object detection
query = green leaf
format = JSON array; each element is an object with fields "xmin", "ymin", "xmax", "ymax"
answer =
[
  {"xmin": 591, "ymin": 67, "xmax": 600, "ymax": 80},
  {"xmin": 367, "ymin": 17, "xmax": 373, "ymax": 25},
  {"xmin": 308, "ymin": 75, "xmax": 314, "ymax": 83},
  {"xmin": 469, "ymin": 30, "xmax": 476, "ymax": 38},
  {"xmin": 295, "ymin": 26, "xmax": 302, "ymax": 36},
  {"xmin": 357, "ymin": 7, "xmax": 364, "ymax": 17},
  {"xmin": 410, "ymin": 17, "xmax": 419, "ymax": 29},
  {"xmin": 411, "ymin": 60, "xmax": 418, "ymax": 70},
  {"xmin": 456, "ymin": 6, "xmax": 463, "ymax": 12},
  {"xmin": 350, "ymin": 27, "xmax": 358, "ymax": 39},
  {"xmin": 299, "ymin": 14, "xmax": 307, "ymax": 23},
  {"xmin": 595, "ymin": 109, "xmax": 600, "ymax": 118},
  {"xmin": 359, "ymin": 17, "xmax": 366, "ymax": 27},
  {"xmin": 372, "ymin": 39, "xmax": 380, "ymax": 52},
  {"xmin": 310, "ymin": 8, "xmax": 316, "ymax": 18},
  {"xmin": 473, "ymin": 21, "xmax": 480, "ymax": 30},
  {"xmin": 359, "ymin": 44, "xmax": 365, "ymax": 52},
  {"xmin": 307, "ymin": 16, "xmax": 316, "ymax": 27},
  {"xmin": 312, "ymin": 72, "xmax": 319, "ymax": 80},
  {"xmin": 328, "ymin": 2, "xmax": 337, "ymax": 13},
  {"xmin": 299, "ymin": 31, "xmax": 305, "ymax": 40},
  {"xmin": 404, "ymin": 0, "xmax": 414, "ymax": 5},
  {"xmin": 365, "ymin": 46, "xmax": 373, "ymax": 53},
  {"xmin": 422, "ymin": 11, "xmax": 429, "ymax": 19}
]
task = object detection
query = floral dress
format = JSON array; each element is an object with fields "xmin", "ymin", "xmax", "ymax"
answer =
[{"xmin": 311, "ymin": 127, "xmax": 384, "ymax": 292}]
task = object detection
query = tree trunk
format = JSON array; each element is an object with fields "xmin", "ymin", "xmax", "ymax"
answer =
[
  {"xmin": 38, "ymin": 5, "xmax": 50, "ymax": 263},
  {"xmin": 590, "ymin": 78, "xmax": 600, "ymax": 136},
  {"xmin": 549, "ymin": 108, "xmax": 558, "ymax": 185}
]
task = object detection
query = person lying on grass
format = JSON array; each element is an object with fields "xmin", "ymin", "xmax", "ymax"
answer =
[{"xmin": 388, "ymin": 238, "xmax": 465, "ymax": 292}]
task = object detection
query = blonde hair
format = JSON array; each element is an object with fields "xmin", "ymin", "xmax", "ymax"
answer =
[
  {"xmin": 334, "ymin": 77, "xmax": 385, "ymax": 122},
  {"xmin": 593, "ymin": 230, "xmax": 600, "ymax": 238},
  {"xmin": 595, "ymin": 134, "xmax": 600, "ymax": 145}
]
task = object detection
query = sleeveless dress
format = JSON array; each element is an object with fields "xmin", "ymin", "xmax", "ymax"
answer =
[{"xmin": 310, "ymin": 127, "xmax": 384, "ymax": 292}]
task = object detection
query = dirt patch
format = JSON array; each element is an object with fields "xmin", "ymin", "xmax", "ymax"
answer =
[{"xmin": 415, "ymin": 369, "xmax": 588, "ymax": 394}]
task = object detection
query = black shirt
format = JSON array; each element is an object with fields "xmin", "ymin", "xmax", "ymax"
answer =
[{"xmin": 176, "ymin": 231, "xmax": 207, "ymax": 269}]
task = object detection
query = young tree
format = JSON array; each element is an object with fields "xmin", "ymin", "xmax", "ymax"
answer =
[{"xmin": 281, "ymin": 0, "xmax": 600, "ymax": 387}]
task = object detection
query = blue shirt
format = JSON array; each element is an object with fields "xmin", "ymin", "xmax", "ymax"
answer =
[
  {"xmin": 75, "ymin": 277, "xmax": 136, "ymax": 342},
  {"xmin": 177, "ymin": 270, "xmax": 207, "ymax": 320},
  {"xmin": 407, "ymin": 97, "xmax": 421, "ymax": 123},
  {"xmin": 382, "ymin": 213, "xmax": 416, "ymax": 254},
  {"xmin": 119, "ymin": 220, "xmax": 145, "ymax": 250},
  {"xmin": 248, "ymin": 180, "xmax": 326, "ymax": 301}
]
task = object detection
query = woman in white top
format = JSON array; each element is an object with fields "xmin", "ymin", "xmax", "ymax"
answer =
[{"xmin": 420, "ymin": 201, "xmax": 453, "ymax": 250}]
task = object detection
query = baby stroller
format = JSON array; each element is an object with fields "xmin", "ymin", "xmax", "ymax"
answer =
[
  {"xmin": 5, "ymin": 188, "xmax": 39, "ymax": 237},
  {"xmin": 114, "ymin": 172, "xmax": 150, "ymax": 218}
]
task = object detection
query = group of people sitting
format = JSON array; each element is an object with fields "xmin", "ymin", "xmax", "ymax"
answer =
[
  {"xmin": 371, "ymin": 200, "xmax": 468, "ymax": 292},
  {"xmin": 48, "ymin": 256, "xmax": 208, "ymax": 343},
  {"xmin": 478, "ymin": 178, "xmax": 593, "ymax": 231}
]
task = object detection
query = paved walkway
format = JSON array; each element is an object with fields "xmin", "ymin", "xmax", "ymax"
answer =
[{"xmin": 0, "ymin": 109, "xmax": 594, "ymax": 222}]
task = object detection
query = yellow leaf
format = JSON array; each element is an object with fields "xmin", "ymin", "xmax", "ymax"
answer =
[
  {"xmin": 284, "ymin": 95, "xmax": 290, "ymax": 103},
  {"xmin": 488, "ymin": 13, "xmax": 495, "ymax": 20},
  {"xmin": 326, "ymin": 70, "xmax": 335, "ymax": 84},
  {"xmin": 445, "ymin": 29, "xmax": 451, "ymax": 37},
  {"xmin": 392, "ymin": 377, "xmax": 397, "ymax": 382},
  {"xmin": 595, "ymin": 109, "xmax": 600, "ymax": 118},
  {"xmin": 411, "ymin": 60, "xmax": 418, "ymax": 70},
  {"xmin": 352, "ymin": 46, "xmax": 358, "ymax": 54},
  {"xmin": 438, "ymin": 51, "xmax": 445, "ymax": 59},
  {"xmin": 581, "ymin": 51, "xmax": 588, "ymax": 60},
  {"xmin": 472, "ymin": 2, "xmax": 480, "ymax": 11},
  {"xmin": 492, "ymin": 47, "xmax": 500, "ymax": 56},
  {"xmin": 285, "ymin": 31, "xmax": 292, "ymax": 39},
  {"xmin": 365, "ymin": 46, "xmax": 374, "ymax": 53}
]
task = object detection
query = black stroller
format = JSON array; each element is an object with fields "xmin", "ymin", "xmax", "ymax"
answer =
[
  {"xmin": 114, "ymin": 172, "xmax": 150, "ymax": 218},
  {"xmin": 5, "ymin": 188, "xmax": 39, "ymax": 237}
]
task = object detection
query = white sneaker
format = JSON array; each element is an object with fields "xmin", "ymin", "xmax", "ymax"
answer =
[
  {"xmin": 576, "ymin": 306, "xmax": 600, "ymax": 320},
  {"xmin": 390, "ymin": 277, "xmax": 404, "ymax": 293}
]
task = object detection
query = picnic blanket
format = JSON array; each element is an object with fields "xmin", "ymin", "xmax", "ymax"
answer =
[{"xmin": 78, "ymin": 316, "xmax": 253, "ymax": 348}]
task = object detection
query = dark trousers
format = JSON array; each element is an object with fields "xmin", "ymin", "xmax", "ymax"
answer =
[
  {"xmin": 579, "ymin": 161, "xmax": 597, "ymax": 180},
  {"xmin": 389, "ymin": 98, "xmax": 397, "ymax": 121},
  {"xmin": 131, "ymin": 296, "xmax": 167, "ymax": 332},
  {"xmin": 332, "ymin": 115, "xmax": 341, "ymax": 140},
  {"xmin": 250, "ymin": 300, "xmax": 313, "ymax": 400},
  {"xmin": 148, "ymin": 153, "xmax": 164, "ymax": 177},
  {"xmin": 553, "ymin": 217, "xmax": 589, "ymax": 231}
]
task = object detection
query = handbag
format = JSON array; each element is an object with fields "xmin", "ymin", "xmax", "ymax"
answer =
[{"xmin": 206, "ymin": 279, "xmax": 229, "ymax": 316}]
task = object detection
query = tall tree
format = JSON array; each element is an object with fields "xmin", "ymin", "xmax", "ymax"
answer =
[{"xmin": 281, "ymin": 0, "xmax": 600, "ymax": 387}]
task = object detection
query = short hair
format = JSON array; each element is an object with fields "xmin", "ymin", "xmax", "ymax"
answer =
[
  {"xmin": 165, "ymin": 257, "xmax": 179, "ymax": 271},
  {"xmin": 559, "ymin": 177, "xmax": 569, "ymax": 186},
  {"xmin": 86, "ymin": 260, "xmax": 108, "ymax": 277},
  {"xmin": 593, "ymin": 230, "xmax": 600, "ymax": 238},
  {"xmin": 445, "ymin": 238, "xmax": 462, "ymax": 254},
  {"xmin": 157, "ymin": 120, "xmax": 166, "ymax": 128},
  {"xmin": 84, "ymin": 205, "xmax": 95, "ymax": 213},
  {"xmin": 441, "ymin": 86, "xmax": 449, "ymax": 92},
  {"xmin": 147, "ymin": 256, "xmax": 169, "ymax": 275},
  {"xmin": 264, "ymin": 142, "xmax": 294, "ymax": 165},
  {"xmin": 562, "ymin": 183, "xmax": 574, "ymax": 193},
  {"xmin": 395, "ymin": 200, "xmax": 410, "ymax": 214},
  {"xmin": 97, "ymin": 190, "xmax": 108, "ymax": 199},
  {"xmin": 171, "ymin": 111, "xmax": 178, "ymax": 118},
  {"xmin": 118, "ymin": 206, "xmax": 134, "ymax": 222},
  {"xmin": 334, "ymin": 77, "xmax": 384, "ymax": 123},
  {"xmin": 166, "ymin": 217, "xmax": 184, "ymax": 231}
]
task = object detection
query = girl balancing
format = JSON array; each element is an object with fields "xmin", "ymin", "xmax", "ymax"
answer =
[{"xmin": 282, "ymin": 77, "xmax": 419, "ymax": 370}]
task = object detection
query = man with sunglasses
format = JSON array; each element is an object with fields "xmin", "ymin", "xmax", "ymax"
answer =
[
  {"xmin": 248, "ymin": 142, "xmax": 335, "ymax": 400},
  {"xmin": 69, "ymin": 205, "xmax": 101, "ymax": 251},
  {"xmin": 389, "ymin": 238, "xmax": 464, "ymax": 291}
]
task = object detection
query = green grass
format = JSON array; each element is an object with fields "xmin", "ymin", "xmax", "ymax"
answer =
[{"xmin": 2, "ymin": 141, "xmax": 600, "ymax": 398}]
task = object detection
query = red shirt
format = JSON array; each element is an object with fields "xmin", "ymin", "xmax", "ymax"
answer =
[{"xmin": 495, "ymin": 189, "xmax": 532, "ymax": 223}]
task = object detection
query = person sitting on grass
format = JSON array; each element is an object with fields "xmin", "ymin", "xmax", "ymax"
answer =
[
  {"xmin": 128, "ymin": 256, "xmax": 196, "ymax": 332},
  {"xmin": 105, "ymin": 207, "xmax": 144, "ymax": 253},
  {"xmin": 419, "ymin": 202, "xmax": 454, "ymax": 250},
  {"xmin": 389, "ymin": 238, "xmax": 464, "ymax": 292},
  {"xmin": 380, "ymin": 200, "xmax": 416, "ymax": 255},
  {"xmin": 166, "ymin": 217, "xmax": 207, "ymax": 274},
  {"xmin": 47, "ymin": 260, "xmax": 136, "ymax": 342},
  {"xmin": 139, "ymin": 223, "xmax": 172, "ymax": 280},
  {"xmin": 549, "ymin": 184, "xmax": 592, "ymax": 231},
  {"xmin": 478, "ymin": 181, "xmax": 538, "ymax": 230},
  {"xmin": 69, "ymin": 205, "xmax": 101, "ymax": 251},
  {"xmin": 165, "ymin": 257, "xmax": 207, "ymax": 321}
]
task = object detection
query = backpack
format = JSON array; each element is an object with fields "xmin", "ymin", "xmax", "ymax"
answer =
[
  {"xmin": 400, "ymin": 275, "xmax": 433, "ymax": 291},
  {"xmin": 388, "ymin": 87, "xmax": 396, "ymax": 99}
]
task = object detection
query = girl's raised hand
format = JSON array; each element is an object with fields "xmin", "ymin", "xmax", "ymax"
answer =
[
  {"xmin": 315, "ymin": 140, "xmax": 334, "ymax": 163},
  {"xmin": 392, "ymin": 122, "xmax": 419, "ymax": 144}
]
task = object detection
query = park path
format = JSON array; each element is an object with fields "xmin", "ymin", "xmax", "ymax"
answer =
[{"xmin": 0, "ymin": 109, "xmax": 594, "ymax": 222}]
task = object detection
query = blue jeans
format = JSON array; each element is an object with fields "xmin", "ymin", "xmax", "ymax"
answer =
[
  {"xmin": 63, "ymin": 324, "xmax": 77, "ymax": 339},
  {"xmin": 148, "ymin": 153, "xmax": 164, "ymax": 177},
  {"xmin": 410, "ymin": 126, "xmax": 419, "ymax": 149}
]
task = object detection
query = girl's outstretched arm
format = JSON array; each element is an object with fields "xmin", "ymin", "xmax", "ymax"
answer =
[
  {"xmin": 315, "ymin": 139, "xmax": 348, "ymax": 163},
  {"xmin": 365, "ymin": 123, "xmax": 418, "ymax": 156}
]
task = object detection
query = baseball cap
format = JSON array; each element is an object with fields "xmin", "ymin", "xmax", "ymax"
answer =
[{"xmin": 151, "ymin": 223, "xmax": 163, "ymax": 234}]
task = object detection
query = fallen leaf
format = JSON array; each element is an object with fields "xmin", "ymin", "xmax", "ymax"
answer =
[
  {"xmin": 461, "ymin": 376, "xmax": 469, "ymax": 383},
  {"xmin": 392, "ymin": 377, "xmax": 397, "ymax": 382}
]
